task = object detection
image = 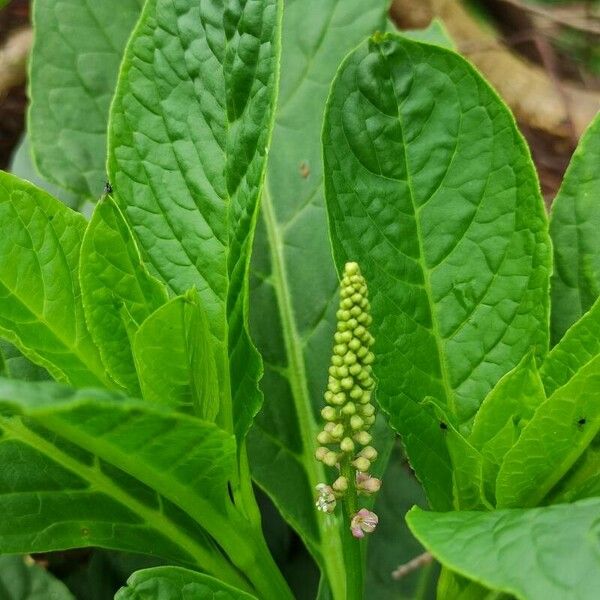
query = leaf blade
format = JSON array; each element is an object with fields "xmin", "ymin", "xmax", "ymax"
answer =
[
  {"xmin": 322, "ymin": 34, "xmax": 551, "ymax": 509},
  {"xmin": 407, "ymin": 499, "xmax": 600, "ymax": 600}
]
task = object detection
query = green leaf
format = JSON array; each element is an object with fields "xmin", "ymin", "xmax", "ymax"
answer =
[
  {"xmin": 0, "ymin": 341, "xmax": 49, "ymax": 382},
  {"xmin": 80, "ymin": 195, "xmax": 168, "ymax": 396},
  {"xmin": 550, "ymin": 112, "xmax": 600, "ymax": 344},
  {"xmin": 468, "ymin": 352, "xmax": 546, "ymax": 502},
  {"xmin": 0, "ymin": 378, "xmax": 255, "ymax": 593},
  {"xmin": 0, "ymin": 172, "xmax": 108, "ymax": 387},
  {"xmin": 0, "ymin": 555, "xmax": 74, "ymax": 599},
  {"xmin": 322, "ymin": 33, "xmax": 551, "ymax": 510},
  {"xmin": 108, "ymin": 0, "xmax": 282, "ymax": 441},
  {"xmin": 248, "ymin": 1, "xmax": 389, "ymax": 592},
  {"xmin": 29, "ymin": 0, "xmax": 144, "ymax": 200},
  {"xmin": 115, "ymin": 566, "xmax": 257, "ymax": 600},
  {"xmin": 495, "ymin": 352, "xmax": 600, "ymax": 508},
  {"xmin": 10, "ymin": 136, "xmax": 83, "ymax": 212},
  {"xmin": 407, "ymin": 499, "xmax": 600, "ymax": 600},
  {"xmin": 133, "ymin": 293, "xmax": 219, "ymax": 421}
]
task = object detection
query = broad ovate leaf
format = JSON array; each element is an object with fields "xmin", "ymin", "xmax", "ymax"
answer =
[
  {"xmin": 0, "ymin": 378, "xmax": 253, "ymax": 593},
  {"xmin": 407, "ymin": 499, "xmax": 600, "ymax": 600},
  {"xmin": 248, "ymin": 2, "xmax": 389, "ymax": 592},
  {"xmin": 115, "ymin": 566, "xmax": 256, "ymax": 600},
  {"xmin": 0, "ymin": 172, "xmax": 108, "ymax": 387},
  {"xmin": 108, "ymin": 0, "xmax": 282, "ymax": 440},
  {"xmin": 133, "ymin": 293, "xmax": 219, "ymax": 421},
  {"xmin": 0, "ymin": 555, "xmax": 74, "ymax": 600},
  {"xmin": 323, "ymin": 34, "xmax": 550, "ymax": 509},
  {"xmin": 80, "ymin": 196, "xmax": 168, "ymax": 396},
  {"xmin": 29, "ymin": 0, "xmax": 144, "ymax": 200},
  {"xmin": 550, "ymin": 112, "xmax": 600, "ymax": 344}
]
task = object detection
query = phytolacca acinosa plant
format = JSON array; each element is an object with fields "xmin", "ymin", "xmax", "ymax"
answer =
[{"xmin": 315, "ymin": 262, "xmax": 380, "ymax": 538}]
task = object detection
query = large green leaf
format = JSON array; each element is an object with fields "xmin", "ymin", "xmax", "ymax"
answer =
[
  {"xmin": 29, "ymin": 0, "xmax": 144, "ymax": 200},
  {"xmin": 0, "ymin": 378, "xmax": 258, "ymax": 594},
  {"xmin": 115, "ymin": 566, "xmax": 256, "ymax": 600},
  {"xmin": 407, "ymin": 498, "xmax": 600, "ymax": 600},
  {"xmin": 80, "ymin": 195, "xmax": 168, "ymax": 396},
  {"xmin": 133, "ymin": 293, "xmax": 219, "ymax": 421},
  {"xmin": 323, "ymin": 33, "xmax": 550, "ymax": 510},
  {"xmin": 0, "ymin": 555, "xmax": 74, "ymax": 600},
  {"xmin": 247, "ymin": 2, "xmax": 389, "ymax": 593},
  {"xmin": 108, "ymin": 0, "xmax": 282, "ymax": 441},
  {"xmin": 550, "ymin": 112, "xmax": 600, "ymax": 344},
  {"xmin": 0, "ymin": 172, "xmax": 108, "ymax": 388}
]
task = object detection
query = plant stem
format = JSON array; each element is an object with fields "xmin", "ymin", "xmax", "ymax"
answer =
[{"xmin": 340, "ymin": 462, "xmax": 364, "ymax": 600}]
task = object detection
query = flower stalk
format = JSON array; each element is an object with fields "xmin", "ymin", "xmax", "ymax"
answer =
[{"xmin": 314, "ymin": 262, "xmax": 382, "ymax": 599}]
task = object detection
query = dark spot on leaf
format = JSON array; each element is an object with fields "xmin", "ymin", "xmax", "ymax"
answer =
[
  {"xmin": 104, "ymin": 181, "xmax": 113, "ymax": 195},
  {"xmin": 578, "ymin": 417, "xmax": 587, "ymax": 428},
  {"xmin": 439, "ymin": 421, "xmax": 448, "ymax": 431},
  {"xmin": 299, "ymin": 161, "xmax": 310, "ymax": 179},
  {"xmin": 227, "ymin": 481, "xmax": 235, "ymax": 505}
]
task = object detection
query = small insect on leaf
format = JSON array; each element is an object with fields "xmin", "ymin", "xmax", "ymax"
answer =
[{"xmin": 103, "ymin": 181, "xmax": 113, "ymax": 195}]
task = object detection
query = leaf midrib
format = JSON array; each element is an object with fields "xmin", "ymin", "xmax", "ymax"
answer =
[
  {"xmin": 1, "ymin": 417, "xmax": 226, "ymax": 574},
  {"xmin": 377, "ymin": 46, "xmax": 456, "ymax": 417}
]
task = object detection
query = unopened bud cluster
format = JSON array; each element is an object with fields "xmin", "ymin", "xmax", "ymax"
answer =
[
  {"xmin": 314, "ymin": 262, "xmax": 381, "ymax": 538},
  {"xmin": 315, "ymin": 262, "xmax": 377, "ymax": 471}
]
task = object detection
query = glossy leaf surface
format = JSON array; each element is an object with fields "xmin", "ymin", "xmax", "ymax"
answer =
[
  {"xmin": 550, "ymin": 112, "xmax": 600, "ymax": 344},
  {"xmin": 0, "ymin": 172, "xmax": 107, "ymax": 387},
  {"xmin": 133, "ymin": 294, "xmax": 219, "ymax": 421},
  {"xmin": 115, "ymin": 566, "xmax": 256, "ymax": 600},
  {"xmin": 108, "ymin": 0, "xmax": 281, "ymax": 440},
  {"xmin": 323, "ymin": 34, "xmax": 550, "ymax": 509},
  {"xmin": 407, "ymin": 499, "xmax": 600, "ymax": 600},
  {"xmin": 0, "ymin": 378, "xmax": 253, "ymax": 592},
  {"xmin": 29, "ymin": 0, "xmax": 144, "ymax": 200},
  {"xmin": 80, "ymin": 196, "xmax": 168, "ymax": 396}
]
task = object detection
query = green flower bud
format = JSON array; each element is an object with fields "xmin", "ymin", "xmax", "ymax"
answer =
[
  {"xmin": 333, "ymin": 476, "xmax": 348, "ymax": 493},
  {"xmin": 353, "ymin": 457, "xmax": 371, "ymax": 472},
  {"xmin": 317, "ymin": 431, "xmax": 332, "ymax": 445},
  {"xmin": 340, "ymin": 437, "xmax": 355, "ymax": 453},
  {"xmin": 331, "ymin": 423, "xmax": 345, "ymax": 439},
  {"xmin": 360, "ymin": 403, "xmax": 375, "ymax": 417},
  {"xmin": 354, "ymin": 431, "xmax": 372, "ymax": 446},
  {"xmin": 350, "ymin": 415, "xmax": 364, "ymax": 430},
  {"xmin": 321, "ymin": 406, "xmax": 337, "ymax": 421},
  {"xmin": 359, "ymin": 446, "xmax": 378, "ymax": 461},
  {"xmin": 341, "ymin": 402, "xmax": 356, "ymax": 416},
  {"xmin": 315, "ymin": 447, "xmax": 329, "ymax": 461},
  {"xmin": 323, "ymin": 451, "xmax": 339, "ymax": 467}
]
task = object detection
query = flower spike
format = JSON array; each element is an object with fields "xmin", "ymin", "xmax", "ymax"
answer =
[{"xmin": 314, "ymin": 262, "xmax": 381, "ymax": 538}]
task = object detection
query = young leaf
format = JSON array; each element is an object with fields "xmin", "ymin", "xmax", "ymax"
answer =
[
  {"xmin": 0, "ymin": 172, "xmax": 108, "ymax": 387},
  {"xmin": 29, "ymin": 0, "xmax": 144, "ymax": 199},
  {"xmin": 115, "ymin": 566, "xmax": 257, "ymax": 600},
  {"xmin": 108, "ymin": 0, "xmax": 282, "ymax": 440},
  {"xmin": 133, "ymin": 293, "xmax": 219, "ymax": 421},
  {"xmin": 247, "ymin": 1, "xmax": 389, "ymax": 590},
  {"xmin": 0, "ymin": 378, "xmax": 255, "ymax": 593},
  {"xmin": 80, "ymin": 195, "xmax": 168, "ymax": 396},
  {"xmin": 468, "ymin": 353, "xmax": 546, "ymax": 502},
  {"xmin": 323, "ymin": 34, "xmax": 551, "ymax": 509},
  {"xmin": 550, "ymin": 112, "xmax": 600, "ymax": 344},
  {"xmin": 0, "ymin": 555, "xmax": 74, "ymax": 599},
  {"xmin": 495, "ymin": 352, "xmax": 600, "ymax": 508},
  {"xmin": 407, "ymin": 499, "xmax": 600, "ymax": 600}
]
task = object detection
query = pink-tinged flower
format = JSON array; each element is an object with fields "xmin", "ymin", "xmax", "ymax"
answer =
[
  {"xmin": 315, "ymin": 483, "xmax": 336, "ymax": 513},
  {"xmin": 350, "ymin": 508, "xmax": 378, "ymax": 538},
  {"xmin": 355, "ymin": 472, "xmax": 381, "ymax": 494}
]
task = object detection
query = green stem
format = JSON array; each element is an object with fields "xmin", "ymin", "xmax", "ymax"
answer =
[{"xmin": 340, "ymin": 461, "xmax": 364, "ymax": 600}]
